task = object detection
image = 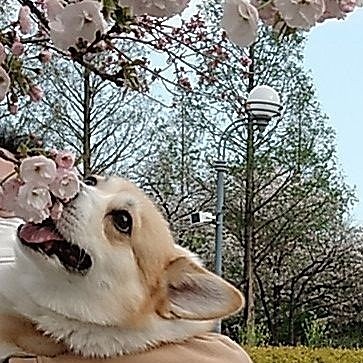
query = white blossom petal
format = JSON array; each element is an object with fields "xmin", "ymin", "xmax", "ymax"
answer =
[
  {"xmin": 49, "ymin": 170, "xmax": 80, "ymax": 200},
  {"xmin": 48, "ymin": 0, "xmax": 106, "ymax": 51},
  {"xmin": 119, "ymin": 0, "xmax": 190, "ymax": 18},
  {"xmin": 16, "ymin": 184, "xmax": 52, "ymax": 223},
  {"xmin": 221, "ymin": 0, "xmax": 259, "ymax": 48},
  {"xmin": 0, "ymin": 66, "xmax": 10, "ymax": 101},
  {"xmin": 19, "ymin": 155, "xmax": 57, "ymax": 186},
  {"xmin": 274, "ymin": 0, "xmax": 325, "ymax": 29}
]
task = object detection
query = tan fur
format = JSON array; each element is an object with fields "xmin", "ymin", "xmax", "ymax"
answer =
[{"xmin": 0, "ymin": 315, "xmax": 66, "ymax": 356}]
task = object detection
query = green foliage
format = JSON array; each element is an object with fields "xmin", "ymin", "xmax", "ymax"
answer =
[
  {"xmin": 245, "ymin": 346, "xmax": 363, "ymax": 363},
  {"xmin": 240, "ymin": 324, "xmax": 271, "ymax": 346},
  {"xmin": 303, "ymin": 318, "xmax": 330, "ymax": 348}
]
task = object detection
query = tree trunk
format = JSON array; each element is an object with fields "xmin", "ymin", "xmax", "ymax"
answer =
[{"xmin": 288, "ymin": 285, "xmax": 296, "ymax": 345}]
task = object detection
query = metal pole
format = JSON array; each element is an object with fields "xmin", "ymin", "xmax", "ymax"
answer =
[
  {"xmin": 214, "ymin": 159, "xmax": 227, "ymax": 333},
  {"xmin": 214, "ymin": 160, "xmax": 227, "ymax": 276},
  {"xmin": 243, "ymin": 116, "xmax": 255, "ymax": 340}
]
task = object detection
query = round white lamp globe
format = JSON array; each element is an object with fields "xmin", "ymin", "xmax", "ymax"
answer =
[{"xmin": 246, "ymin": 85, "xmax": 281, "ymax": 118}]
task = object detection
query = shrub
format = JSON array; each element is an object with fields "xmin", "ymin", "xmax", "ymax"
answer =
[
  {"xmin": 303, "ymin": 318, "xmax": 330, "ymax": 347},
  {"xmin": 244, "ymin": 346, "xmax": 363, "ymax": 363}
]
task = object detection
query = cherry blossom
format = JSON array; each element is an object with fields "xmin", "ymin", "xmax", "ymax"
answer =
[
  {"xmin": 45, "ymin": 0, "xmax": 64, "ymax": 21},
  {"xmin": 19, "ymin": 155, "xmax": 57, "ymax": 186},
  {"xmin": 0, "ymin": 0, "xmax": 358, "ymax": 109},
  {"xmin": 221, "ymin": 0, "xmax": 259, "ymax": 47},
  {"xmin": 0, "ymin": 178, "xmax": 22, "ymax": 212},
  {"xmin": 47, "ymin": 0, "xmax": 106, "ymax": 51},
  {"xmin": 16, "ymin": 184, "xmax": 52, "ymax": 223},
  {"xmin": 0, "ymin": 67, "xmax": 10, "ymax": 102},
  {"xmin": 9, "ymin": 104, "xmax": 19, "ymax": 115},
  {"xmin": 50, "ymin": 201, "xmax": 63, "ymax": 220},
  {"xmin": 253, "ymin": 0, "xmax": 279, "ymax": 26},
  {"xmin": 28, "ymin": 85, "xmax": 44, "ymax": 102},
  {"xmin": 12, "ymin": 41, "xmax": 25, "ymax": 56},
  {"xmin": 39, "ymin": 50, "xmax": 52, "ymax": 64},
  {"xmin": 340, "ymin": 0, "xmax": 357, "ymax": 12},
  {"xmin": 0, "ymin": 148, "xmax": 79, "ymax": 223},
  {"xmin": 18, "ymin": 6, "xmax": 33, "ymax": 35},
  {"xmin": 55, "ymin": 151, "xmax": 75, "ymax": 169},
  {"xmin": 119, "ymin": 0, "xmax": 191, "ymax": 18},
  {"xmin": 49, "ymin": 170, "xmax": 80, "ymax": 200},
  {"xmin": 319, "ymin": 0, "xmax": 356, "ymax": 20},
  {"xmin": 274, "ymin": 0, "xmax": 325, "ymax": 29},
  {"xmin": 0, "ymin": 44, "xmax": 6, "ymax": 64}
]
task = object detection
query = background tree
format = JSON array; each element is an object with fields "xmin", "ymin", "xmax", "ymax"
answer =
[{"xmin": 1, "ymin": 55, "xmax": 164, "ymax": 177}]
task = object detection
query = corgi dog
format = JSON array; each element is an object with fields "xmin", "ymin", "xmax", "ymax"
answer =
[{"xmin": 0, "ymin": 176, "xmax": 243, "ymax": 360}]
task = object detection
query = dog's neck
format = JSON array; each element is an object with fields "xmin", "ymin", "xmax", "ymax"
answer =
[
  {"xmin": 2, "ymin": 269, "xmax": 214, "ymax": 357},
  {"xmin": 33, "ymin": 309, "xmax": 214, "ymax": 357}
]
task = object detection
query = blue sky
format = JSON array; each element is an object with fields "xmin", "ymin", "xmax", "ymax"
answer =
[{"xmin": 304, "ymin": 8, "xmax": 363, "ymax": 222}]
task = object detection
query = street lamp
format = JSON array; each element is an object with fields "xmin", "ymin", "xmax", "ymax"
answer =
[{"xmin": 213, "ymin": 85, "xmax": 282, "ymax": 333}]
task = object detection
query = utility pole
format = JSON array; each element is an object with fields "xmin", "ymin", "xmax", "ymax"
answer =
[
  {"xmin": 243, "ymin": 114, "xmax": 255, "ymax": 339},
  {"xmin": 243, "ymin": 45, "xmax": 255, "ymax": 339}
]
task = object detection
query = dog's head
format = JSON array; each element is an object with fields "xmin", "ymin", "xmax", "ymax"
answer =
[{"xmin": 16, "ymin": 176, "xmax": 243, "ymax": 330}]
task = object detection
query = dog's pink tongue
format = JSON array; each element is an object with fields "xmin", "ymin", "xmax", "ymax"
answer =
[{"xmin": 19, "ymin": 223, "xmax": 63, "ymax": 243}]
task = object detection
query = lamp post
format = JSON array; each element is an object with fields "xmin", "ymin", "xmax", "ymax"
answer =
[{"xmin": 214, "ymin": 85, "xmax": 282, "ymax": 334}]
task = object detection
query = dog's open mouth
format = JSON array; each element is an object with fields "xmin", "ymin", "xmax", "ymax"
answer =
[{"xmin": 17, "ymin": 219, "xmax": 92, "ymax": 274}]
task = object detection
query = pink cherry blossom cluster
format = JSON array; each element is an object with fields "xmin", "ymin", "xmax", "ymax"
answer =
[
  {"xmin": 222, "ymin": 0, "xmax": 360, "ymax": 48},
  {"xmin": 0, "ymin": 151, "xmax": 79, "ymax": 224},
  {"xmin": 44, "ymin": 0, "xmax": 361, "ymax": 50},
  {"xmin": 0, "ymin": 4, "xmax": 50, "ymax": 113},
  {"xmin": 0, "ymin": 0, "xmax": 361, "ymax": 109}
]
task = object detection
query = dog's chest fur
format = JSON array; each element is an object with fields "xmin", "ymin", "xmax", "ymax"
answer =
[
  {"xmin": 0, "ymin": 267, "xmax": 213, "ymax": 358},
  {"xmin": 0, "ymin": 306, "xmax": 213, "ymax": 358}
]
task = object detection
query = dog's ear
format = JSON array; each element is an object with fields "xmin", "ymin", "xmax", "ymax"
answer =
[{"xmin": 164, "ymin": 256, "xmax": 244, "ymax": 320}]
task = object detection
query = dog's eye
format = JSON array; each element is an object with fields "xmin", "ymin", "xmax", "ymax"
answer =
[
  {"xmin": 111, "ymin": 210, "xmax": 132, "ymax": 235},
  {"xmin": 84, "ymin": 176, "xmax": 98, "ymax": 186}
]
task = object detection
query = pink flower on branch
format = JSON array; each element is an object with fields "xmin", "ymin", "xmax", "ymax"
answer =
[
  {"xmin": 39, "ymin": 50, "xmax": 52, "ymax": 64},
  {"xmin": 46, "ymin": 0, "xmax": 106, "ymax": 51},
  {"xmin": 55, "ymin": 151, "xmax": 75, "ymax": 170},
  {"xmin": 18, "ymin": 6, "xmax": 33, "ymax": 35},
  {"xmin": 49, "ymin": 170, "xmax": 79, "ymax": 200},
  {"xmin": 319, "ymin": 0, "xmax": 356, "ymax": 21},
  {"xmin": 28, "ymin": 85, "xmax": 44, "ymax": 102},
  {"xmin": 9, "ymin": 103, "xmax": 19, "ymax": 115},
  {"xmin": 119, "ymin": 0, "xmax": 191, "ymax": 18},
  {"xmin": 340, "ymin": 0, "xmax": 357, "ymax": 11},
  {"xmin": 274, "ymin": 0, "xmax": 325, "ymax": 29},
  {"xmin": 221, "ymin": 0, "xmax": 259, "ymax": 48},
  {"xmin": 45, "ymin": 0, "xmax": 64, "ymax": 21},
  {"xmin": 50, "ymin": 201, "xmax": 63, "ymax": 221},
  {"xmin": 0, "ymin": 66, "xmax": 10, "ymax": 102},
  {"xmin": 0, "ymin": 44, "xmax": 6, "ymax": 64},
  {"xmin": 12, "ymin": 41, "xmax": 25, "ymax": 56},
  {"xmin": 0, "ymin": 148, "xmax": 79, "ymax": 224},
  {"xmin": 253, "ymin": 0, "xmax": 279, "ymax": 26},
  {"xmin": 0, "ymin": 178, "xmax": 22, "ymax": 212},
  {"xmin": 19, "ymin": 155, "xmax": 57, "ymax": 186},
  {"xmin": 15, "ymin": 184, "xmax": 52, "ymax": 224}
]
